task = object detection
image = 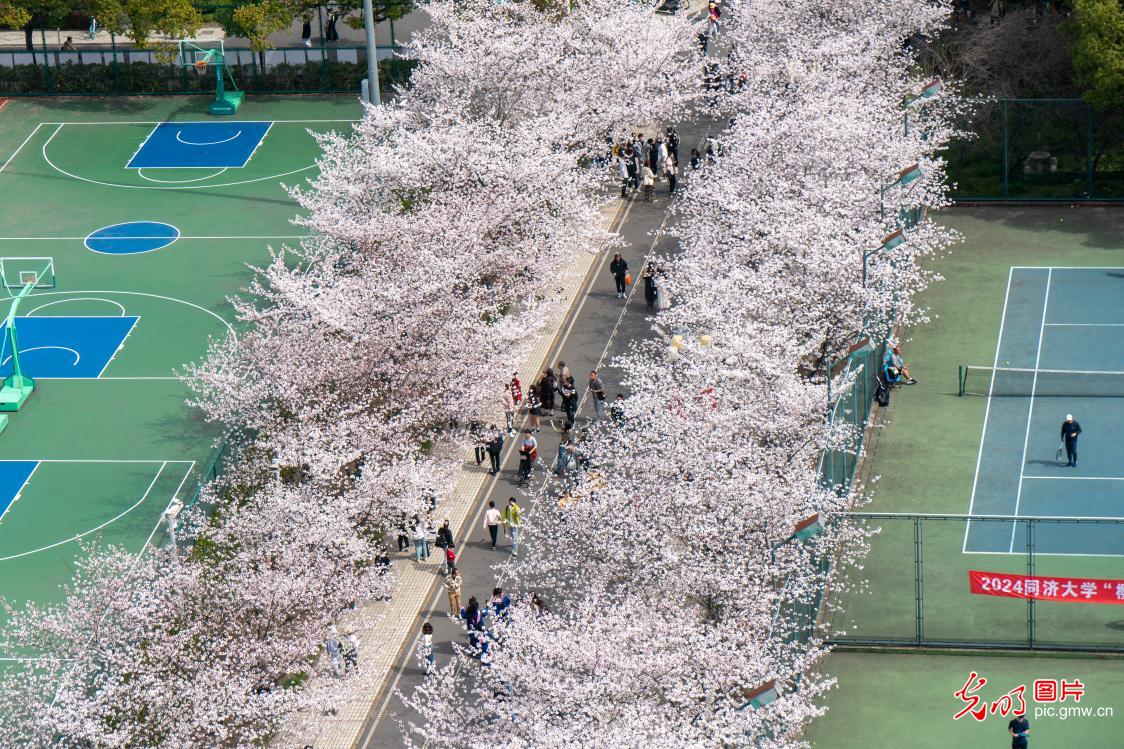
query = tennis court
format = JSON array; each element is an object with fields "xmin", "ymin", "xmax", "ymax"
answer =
[
  {"xmin": 809, "ymin": 208, "xmax": 1124, "ymax": 749},
  {"xmin": 961, "ymin": 266, "xmax": 1124, "ymax": 557},
  {"xmin": 0, "ymin": 95, "xmax": 360, "ymax": 645}
]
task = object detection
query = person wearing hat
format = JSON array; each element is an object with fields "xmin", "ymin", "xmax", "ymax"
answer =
[{"xmin": 1061, "ymin": 414, "xmax": 1082, "ymax": 467}]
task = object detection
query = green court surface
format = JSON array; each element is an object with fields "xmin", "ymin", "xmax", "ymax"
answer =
[
  {"xmin": 0, "ymin": 96, "xmax": 360, "ymax": 640},
  {"xmin": 806, "ymin": 652, "xmax": 1123, "ymax": 749},
  {"xmin": 825, "ymin": 206, "xmax": 1124, "ymax": 650},
  {"xmin": 810, "ymin": 207, "xmax": 1124, "ymax": 746}
]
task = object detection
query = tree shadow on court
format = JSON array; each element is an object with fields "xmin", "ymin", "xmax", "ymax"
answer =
[
  {"xmin": 951, "ymin": 206, "xmax": 1122, "ymax": 251},
  {"xmin": 4, "ymin": 165, "xmax": 301, "ymax": 208}
]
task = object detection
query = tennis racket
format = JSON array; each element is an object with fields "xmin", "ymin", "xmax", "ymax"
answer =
[{"xmin": 1056, "ymin": 443, "xmax": 1065, "ymax": 462}]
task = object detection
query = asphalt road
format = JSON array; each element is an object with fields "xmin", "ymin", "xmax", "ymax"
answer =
[{"xmin": 356, "ymin": 118, "xmax": 715, "ymax": 749}]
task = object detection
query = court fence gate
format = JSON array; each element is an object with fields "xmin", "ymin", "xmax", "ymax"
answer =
[{"xmin": 822, "ymin": 512, "xmax": 1124, "ymax": 652}]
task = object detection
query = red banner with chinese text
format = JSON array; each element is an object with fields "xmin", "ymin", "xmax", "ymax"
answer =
[{"xmin": 969, "ymin": 571, "xmax": 1124, "ymax": 605}]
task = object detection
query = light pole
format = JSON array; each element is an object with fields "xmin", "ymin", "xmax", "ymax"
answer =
[
  {"xmin": 863, "ymin": 162, "xmax": 921, "ymax": 288},
  {"xmin": 362, "ymin": 0, "xmax": 381, "ymax": 106}
]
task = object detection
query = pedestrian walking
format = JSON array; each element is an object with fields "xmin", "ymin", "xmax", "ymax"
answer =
[
  {"xmin": 609, "ymin": 253, "xmax": 629, "ymax": 299},
  {"xmin": 483, "ymin": 500, "xmax": 503, "ymax": 550},
  {"xmin": 473, "ymin": 424, "xmax": 487, "ymax": 466},
  {"xmin": 1060, "ymin": 414, "xmax": 1082, "ymax": 467},
  {"xmin": 445, "ymin": 568, "xmax": 463, "ymax": 613},
  {"xmin": 435, "ymin": 519, "xmax": 455, "ymax": 573},
  {"xmin": 502, "ymin": 496, "xmax": 522, "ymax": 555},
  {"xmin": 485, "ymin": 425, "xmax": 504, "ymax": 474},
  {"xmin": 1008, "ymin": 713, "xmax": 1030, "ymax": 748},
  {"xmin": 558, "ymin": 375, "xmax": 577, "ymax": 431},
  {"xmin": 610, "ymin": 393, "xmax": 626, "ymax": 425},
  {"xmin": 554, "ymin": 440, "xmax": 576, "ymax": 480},
  {"xmin": 503, "ymin": 384, "xmax": 516, "ymax": 436},
  {"xmin": 540, "ymin": 367, "xmax": 557, "ymax": 412},
  {"xmin": 641, "ymin": 164, "xmax": 655, "ymax": 201},
  {"xmin": 300, "ymin": 15, "xmax": 313, "ymax": 47},
  {"xmin": 667, "ymin": 126, "xmax": 680, "ymax": 164},
  {"xmin": 643, "ymin": 262, "xmax": 659, "ymax": 309},
  {"xmin": 411, "ymin": 517, "xmax": 429, "ymax": 562},
  {"xmin": 510, "ymin": 373, "xmax": 522, "ymax": 405},
  {"xmin": 527, "ymin": 384, "xmax": 542, "ymax": 432},
  {"xmin": 396, "ymin": 512, "xmax": 410, "ymax": 552},
  {"xmin": 325, "ymin": 629, "xmax": 344, "ymax": 675},
  {"xmin": 461, "ymin": 596, "xmax": 488, "ymax": 657},
  {"xmin": 518, "ymin": 429, "xmax": 538, "ymax": 484},
  {"xmin": 339, "ymin": 633, "xmax": 358, "ymax": 672},
  {"xmin": 617, "ymin": 154, "xmax": 631, "ymax": 198},
  {"xmin": 420, "ymin": 622, "xmax": 435, "ymax": 673},
  {"xmin": 664, "ymin": 154, "xmax": 677, "ymax": 194},
  {"xmin": 588, "ymin": 370, "xmax": 606, "ymax": 421}
]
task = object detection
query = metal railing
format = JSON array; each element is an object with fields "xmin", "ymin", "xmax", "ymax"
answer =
[{"xmin": 0, "ymin": 39, "xmax": 414, "ymax": 96}]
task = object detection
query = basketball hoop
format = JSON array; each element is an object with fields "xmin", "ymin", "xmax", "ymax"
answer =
[{"xmin": 194, "ymin": 59, "xmax": 208, "ymax": 72}]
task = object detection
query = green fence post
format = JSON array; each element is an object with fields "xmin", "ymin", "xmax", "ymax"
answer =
[
  {"xmin": 1027, "ymin": 519, "xmax": 1035, "ymax": 648},
  {"xmin": 40, "ymin": 25, "xmax": 52, "ymax": 94},
  {"xmin": 1086, "ymin": 102, "xmax": 1094, "ymax": 198},
  {"xmin": 110, "ymin": 32, "xmax": 120, "ymax": 95},
  {"xmin": 914, "ymin": 515, "xmax": 924, "ymax": 645},
  {"xmin": 1001, "ymin": 99, "xmax": 1009, "ymax": 199}
]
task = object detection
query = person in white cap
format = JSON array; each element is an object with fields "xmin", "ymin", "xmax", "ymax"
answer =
[{"xmin": 1060, "ymin": 414, "xmax": 1082, "ymax": 467}]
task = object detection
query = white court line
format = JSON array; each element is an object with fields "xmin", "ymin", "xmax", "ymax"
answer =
[
  {"xmin": 0, "ymin": 462, "xmax": 168, "ymax": 563},
  {"xmin": 137, "ymin": 168, "xmax": 228, "ymax": 183},
  {"xmin": 97, "ymin": 315, "xmax": 140, "ymax": 378},
  {"xmin": 1023, "ymin": 475, "xmax": 1124, "ymax": 481},
  {"xmin": 1009, "ymin": 265, "xmax": 1124, "ymax": 270},
  {"xmin": 175, "ymin": 128, "xmax": 243, "ymax": 146},
  {"xmin": 243, "ymin": 121, "xmax": 274, "ymax": 168},
  {"xmin": 0, "ymin": 461, "xmax": 40, "ymax": 527},
  {"xmin": 0, "ymin": 459, "xmax": 193, "ymax": 463},
  {"xmin": 963, "ymin": 267, "xmax": 1015, "ymax": 554},
  {"xmin": 0, "ymin": 235, "xmax": 305, "ymax": 240},
  {"xmin": 26, "ymin": 297, "xmax": 127, "ymax": 316},
  {"xmin": 45, "ymin": 119, "xmax": 359, "ymax": 125},
  {"xmin": 964, "ymin": 550, "xmax": 1124, "ymax": 558},
  {"xmin": 1044, "ymin": 323, "xmax": 1124, "ymax": 327},
  {"xmin": 125, "ymin": 122, "xmax": 159, "ymax": 168},
  {"xmin": 0, "ymin": 122, "xmax": 45, "ymax": 174},
  {"xmin": 15, "ymin": 290, "xmax": 235, "ymax": 341},
  {"xmin": 1009, "ymin": 268, "xmax": 1052, "ymax": 553},
  {"xmin": 42, "ymin": 125, "xmax": 316, "ymax": 191},
  {"xmin": 37, "ymin": 376, "xmax": 178, "ymax": 381}
]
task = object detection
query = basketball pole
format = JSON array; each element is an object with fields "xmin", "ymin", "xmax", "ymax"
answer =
[{"xmin": 361, "ymin": 0, "xmax": 381, "ymax": 106}]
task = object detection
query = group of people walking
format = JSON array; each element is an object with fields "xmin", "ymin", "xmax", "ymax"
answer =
[{"xmin": 615, "ymin": 127, "xmax": 681, "ymax": 200}]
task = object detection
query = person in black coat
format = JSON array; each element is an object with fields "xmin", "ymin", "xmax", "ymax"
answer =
[
  {"xmin": 609, "ymin": 253, "xmax": 629, "ymax": 299},
  {"xmin": 642, "ymin": 262, "xmax": 659, "ymax": 309},
  {"xmin": 485, "ymin": 426, "xmax": 504, "ymax": 474},
  {"xmin": 539, "ymin": 367, "xmax": 556, "ymax": 412},
  {"xmin": 1061, "ymin": 414, "xmax": 1082, "ymax": 467}
]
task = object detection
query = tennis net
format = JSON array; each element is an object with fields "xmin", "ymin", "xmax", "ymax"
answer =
[{"xmin": 958, "ymin": 365, "xmax": 1124, "ymax": 397}]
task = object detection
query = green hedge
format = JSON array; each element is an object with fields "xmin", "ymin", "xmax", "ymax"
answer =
[{"xmin": 0, "ymin": 57, "xmax": 416, "ymax": 96}]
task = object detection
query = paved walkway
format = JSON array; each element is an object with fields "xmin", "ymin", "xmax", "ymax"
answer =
[{"xmin": 291, "ymin": 196, "xmax": 629, "ymax": 749}]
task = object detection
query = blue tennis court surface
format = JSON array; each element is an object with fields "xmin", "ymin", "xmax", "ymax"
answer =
[
  {"xmin": 0, "ymin": 461, "xmax": 37, "ymax": 524},
  {"xmin": 126, "ymin": 121, "xmax": 272, "ymax": 168},
  {"xmin": 966, "ymin": 267, "xmax": 1124, "ymax": 556},
  {"xmin": 0, "ymin": 316, "xmax": 138, "ymax": 378}
]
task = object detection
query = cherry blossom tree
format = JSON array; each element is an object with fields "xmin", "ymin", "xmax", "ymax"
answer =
[
  {"xmin": 403, "ymin": 0, "xmax": 960, "ymax": 746},
  {"xmin": 0, "ymin": 0, "xmax": 703, "ymax": 744}
]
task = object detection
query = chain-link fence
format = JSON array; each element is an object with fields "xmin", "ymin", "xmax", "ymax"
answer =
[
  {"xmin": 818, "ymin": 339, "xmax": 884, "ymax": 492},
  {"xmin": 946, "ymin": 98, "xmax": 1124, "ymax": 202},
  {"xmin": 824, "ymin": 513, "xmax": 1124, "ymax": 651},
  {"xmin": 0, "ymin": 41, "xmax": 415, "ymax": 97}
]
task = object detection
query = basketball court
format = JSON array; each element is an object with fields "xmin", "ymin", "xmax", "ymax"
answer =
[{"xmin": 0, "ymin": 94, "xmax": 361, "ymax": 655}]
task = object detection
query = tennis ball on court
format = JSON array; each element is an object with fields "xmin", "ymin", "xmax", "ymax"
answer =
[{"xmin": 1004, "ymin": 361, "xmax": 1010, "ymax": 365}]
